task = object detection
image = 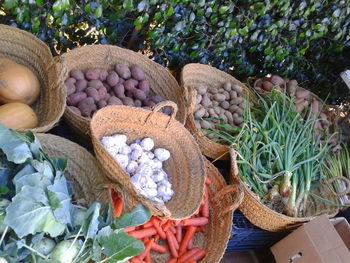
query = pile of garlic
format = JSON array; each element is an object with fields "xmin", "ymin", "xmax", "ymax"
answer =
[{"xmin": 101, "ymin": 134, "xmax": 174, "ymax": 204}]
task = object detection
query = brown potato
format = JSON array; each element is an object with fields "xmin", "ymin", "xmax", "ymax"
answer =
[
  {"xmin": 200, "ymin": 120, "xmax": 211, "ymax": 129},
  {"xmin": 108, "ymin": 96, "xmax": 123, "ymax": 106},
  {"xmin": 99, "ymin": 70, "xmax": 108, "ymax": 82},
  {"xmin": 230, "ymin": 91, "xmax": 237, "ymax": 99},
  {"xmin": 78, "ymin": 97, "xmax": 95, "ymax": 117},
  {"xmin": 76, "ymin": 79, "xmax": 88, "ymax": 92},
  {"xmin": 194, "ymin": 120, "xmax": 201, "ymax": 129},
  {"xmin": 106, "ymin": 71, "xmax": 119, "ymax": 86},
  {"xmin": 130, "ymin": 65, "xmax": 145, "ymax": 81},
  {"xmin": 133, "ymin": 89, "xmax": 147, "ymax": 101},
  {"xmin": 213, "ymin": 94, "xmax": 226, "ymax": 102},
  {"xmin": 65, "ymin": 82, "xmax": 76, "ymax": 96},
  {"xmin": 262, "ymin": 81, "xmax": 273, "ymax": 91},
  {"xmin": 88, "ymin": 80, "xmax": 103, "ymax": 89},
  {"xmin": 134, "ymin": 99, "xmax": 142, "ymax": 107},
  {"xmin": 232, "ymin": 84, "xmax": 243, "ymax": 93},
  {"xmin": 223, "ymin": 82, "xmax": 232, "ymax": 91},
  {"xmin": 98, "ymin": 87, "xmax": 108, "ymax": 100},
  {"xmin": 231, "ymin": 97, "xmax": 243, "ymax": 105},
  {"xmin": 65, "ymin": 77, "xmax": 76, "ymax": 85},
  {"xmin": 235, "ymin": 107, "xmax": 244, "ymax": 116},
  {"xmin": 229, "ymin": 105, "xmax": 239, "ymax": 114},
  {"xmin": 86, "ymin": 87, "xmax": 100, "ymax": 102},
  {"xmin": 113, "ymin": 84, "xmax": 125, "ymax": 98},
  {"xmin": 97, "ymin": 100, "xmax": 107, "ymax": 109},
  {"xmin": 85, "ymin": 69, "xmax": 100, "ymax": 80},
  {"xmin": 223, "ymin": 91, "xmax": 230, "ymax": 100},
  {"xmin": 122, "ymin": 97, "xmax": 135, "ymax": 106},
  {"xmin": 70, "ymin": 70, "xmax": 85, "ymax": 80},
  {"xmin": 115, "ymin": 64, "xmax": 131, "ymax": 79},
  {"xmin": 69, "ymin": 106, "xmax": 81, "ymax": 116},
  {"xmin": 194, "ymin": 108, "xmax": 206, "ymax": 118},
  {"xmin": 225, "ymin": 111, "xmax": 233, "ymax": 123},
  {"xmin": 270, "ymin": 75, "xmax": 285, "ymax": 86},
  {"xmin": 233, "ymin": 114, "xmax": 243, "ymax": 125},
  {"xmin": 196, "ymin": 94, "xmax": 202, "ymax": 104},
  {"xmin": 67, "ymin": 92, "xmax": 87, "ymax": 106},
  {"xmin": 214, "ymin": 107, "xmax": 221, "ymax": 114},
  {"xmin": 221, "ymin": 101, "xmax": 230, "ymax": 109},
  {"xmin": 201, "ymin": 95, "xmax": 212, "ymax": 107},
  {"xmin": 295, "ymin": 90, "xmax": 310, "ymax": 100},
  {"xmin": 124, "ymin": 79, "xmax": 138, "ymax": 91},
  {"xmin": 219, "ymin": 114, "xmax": 228, "ymax": 123},
  {"xmin": 144, "ymin": 100, "xmax": 156, "ymax": 107},
  {"xmin": 138, "ymin": 80, "xmax": 150, "ymax": 95},
  {"xmin": 197, "ymin": 86, "xmax": 207, "ymax": 95},
  {"xmin": 212, "ymin": 101, "xmax": 219, "ymax": 107},
  {"xmin": 208, "ymin": 87, "xmax": 218, "ymax": 94},
  {"xmin": 287, "ymin": 80, "xmax": 298, "ymax": 96}
]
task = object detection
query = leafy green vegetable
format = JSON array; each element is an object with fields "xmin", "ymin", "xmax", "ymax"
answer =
[{"xmin": 113, "ymin": 204, "xmax": 151, "ymax": 229}]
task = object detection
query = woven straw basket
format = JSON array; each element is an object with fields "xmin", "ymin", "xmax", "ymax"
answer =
[
  {"xmin": 90, "ymin": 101, "xmax": 206, "ymax": 220},
  {"xmin": 181, "ymin": 63, "xmax": 250, "ymax": 160},
  {"xmin": 37, "ymin": 133, "xmax": 110, "ymax": 205},
  {"xmin": 229, "ymin": 148, "xmax": 340, "ymax": 232},
  {"xmin": 0, "ymin": 25, "xmax": 65, "ymax": 133},
  {"xmin": 61, "ymin": 44, "xmax": 187, "ymax": 143}
]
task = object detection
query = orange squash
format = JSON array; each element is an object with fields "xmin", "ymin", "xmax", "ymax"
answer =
[
  {"xmin": 0, "ymin": 102, "xmax": 38, "ymax": 129},
  {"xmin": 0, "ymin": 58, "xmax": 40, "ymax": 105}
]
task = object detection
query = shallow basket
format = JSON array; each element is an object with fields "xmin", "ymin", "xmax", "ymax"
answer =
[
  {"xmin": 37, "ymin": 133, "xmax": 110, "ymax": 205},
  {"xmin": 90, "ymin": 101, "xmax": 206, "ymax": 220},
  {"xmin": 229, "ymin": 148, "xmax": 340, "ymax": 232},
  {"xmin": 180, "ymin": 63, "xmax": 250, "ymax": 160},
  {"xmin": 0, "ymin": 25, "xmax": 65, "ymax": 133},
  {"xmin": 61, "ymin": 44, "xmax": 187, "ymax": 143}
]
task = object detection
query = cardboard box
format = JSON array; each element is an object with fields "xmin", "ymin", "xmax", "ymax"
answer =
[{"xmin": 270, "ymin": 215, "xmax": 350, "ymax": 263}]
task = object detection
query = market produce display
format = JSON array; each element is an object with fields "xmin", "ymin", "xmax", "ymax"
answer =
[
  {"xmin": 65, "ymin": 63, "xmax": 169, "ymax": 118},
  {"xmin": 110, "ymin": 178, "xmax": 211, "ymax": 263},
  {"xmin": 0, "ymin": 125, "xmax": 152, "ymax": 262},
  {"xmin": 0, "ymin": 57, "xmax": 40, "ymax": 130},
  {"xmin": 101, "ymin": 135, "xmax": 174, "ymax": 205},
  {"xmin": 193, "ymin": 81, "xmax": 245, "ymax": 140}
]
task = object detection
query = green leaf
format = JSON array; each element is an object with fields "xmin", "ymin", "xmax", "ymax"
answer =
[
  {"xmin": 35, "ymin": 0, "xmax": 44, "ymax": 6},
  {"xmin": 134, "ymin": 16, "xmax": 143, "ymax": 26},
  {"xmin": 166, "ymin": 7, "xmax": 174, "ymax": 17},
  {"xmin": 0, "ymin": 186, "xmax": 9, "ymax": 195},
  {"xmin": 5, "ymin": 186, "xmax": 65, "ymax": 238},
  {"xmin": 123, "ymin": 0, "xmax": 133, "ymax": 11},
  {"xmin": 154, "ymin": 11, "xmax": 161, "ymax": 21},
  {"xmin": 230, "ymin": 28, "xmax": 237, "ymax": 36},
  {"xmin": 112, "ymin": 204, "xmax": 151, "ymax": 229},
  {"xmin": 98, "ymin": 227, "xmax": 144, "ymax": 262},
  {"xmin": 219, "ymin": 5, "xmax": 229, "ymax": 14},
  {"xmin": 3, "ymin": 0, "xmax": 16, "ymax": 10},
  {"xmin": 84, "ymin": 3, "xmax": 92, "ymax": 13},
  {"xmin": 13, "ymin": 172, "xmax": 52, "ymax": 193},
  {"xmin": 83, "ymin": 202, "xmax": 101, "ymax": 239},
  {"xmin": 95, "ymin": 6, "xmax": 103, "ymax": 18},
  {"xmin": 47, "ymin": 157, "xmax": 67, "ymax": 172},
  {"xmin": 0, "ymin": 125, "xmax": 32, "ymax": 164}
]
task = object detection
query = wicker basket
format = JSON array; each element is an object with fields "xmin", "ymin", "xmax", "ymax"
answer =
[
  {"xmin": 229, "ymin": 148, "xmax": 340, "ymax": 232},
  {"xmin": 60, "ymin": 44, "xmax": 187, "ymax": 143},
  {"xmin": 0, "ymin": 25, "xmax": 65, "ymax": 133},
  {"xmin": 90, "ymin": 101, "xmax": 206, "ymax": 220},
  {"xmin": 37, "ymin": 133, "xmax": 110, "ymax": 205},
  {"xmin": 181, "ymin": 63, "xmax": 250, "ymax": 160}
]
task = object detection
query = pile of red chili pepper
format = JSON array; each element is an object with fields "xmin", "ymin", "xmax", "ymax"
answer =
[{"xmin": 111, "ymin": 178, "xmax": 211, "ymax": 263}]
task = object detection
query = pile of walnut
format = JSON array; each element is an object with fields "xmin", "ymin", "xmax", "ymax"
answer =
[
  {"xmin": 255, "ymin": 75, "xmax": 337, "ymax": 144},
  {"xmin": 193, "ymin": 81, "xmax": 245, "ymax": 139}
]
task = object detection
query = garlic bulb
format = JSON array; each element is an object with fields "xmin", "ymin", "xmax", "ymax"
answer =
[{"xmin": 140, "ymin": 138, "xmax": 154, "ymax": 151}]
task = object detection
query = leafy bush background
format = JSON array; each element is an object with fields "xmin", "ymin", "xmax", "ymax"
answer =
[{"xmin": 1, "ymin": 0, "xmax": 349, "ymax": 103}]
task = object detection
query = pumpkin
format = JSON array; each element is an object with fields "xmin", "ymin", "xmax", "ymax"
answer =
[
  {"xmin": 0, "ymin": 58, "xmax": 40, "ymax": 105},
  {"xmin": 0, "ymin": 102, "xmax": 38, "ymax": 129}
]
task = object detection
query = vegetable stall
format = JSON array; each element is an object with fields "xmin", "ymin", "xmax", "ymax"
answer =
[{"xmin": 0, "ymin": 21, "xmax": 349, "ymax": 263}]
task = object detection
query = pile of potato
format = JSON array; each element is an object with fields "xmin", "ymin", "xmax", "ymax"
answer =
[
  {"xmin": 65, "ymin": 64, "xmax": 168, "ymax": 118},
  {"xmin": 193, "ymin": 81, "xmax": 245, "ymax": 139}
]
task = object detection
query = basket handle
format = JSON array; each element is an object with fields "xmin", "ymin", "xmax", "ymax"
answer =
[
  {"xmin": 213, "ymin": 184, "xmax": 244, "ymax": 217},
  {"xmin": 229, "ymin": 148, "xmax": 240, "ymax": 184},
  {"xmin": 48, "ymin": 56, "xmax": 68, "ymax": 86},
  {"xmin": 326, "ymin": 176, "xmax": 350, "ymax": 196},
  {"xmin": 145, "ymin": 101, "xmax": 178, "ymax": 129},
  {"xmin": 184, "ymin": 87, "xmax": 197, "ymax": 114}
]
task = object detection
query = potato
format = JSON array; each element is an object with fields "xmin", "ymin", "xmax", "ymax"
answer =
[
  {"xmin": 144, "ymin": 100, "xmax": 156, "ymax": 107},
  {"xmin": 85, "ymin": 69, "xmax": 100, "ymax": 80},
  {"xmin": 197, "ymin": 86, "xmax": 207, "ymax": 95},
  {"xmin": 213, "ymin": 101, "xmax": 219, "ymax": 107},
  {"xmin": 109, "ymin": 90, "xmax": 116, "ymax": 97},
  {"xmin": 133, "ymin": 89, "xmax": 147, "ymax": 101},
  {"xmin": 208, "ymin": 108, "xmax": 215, "ymax": 117},
  {"xmin": 65, "ymin": 82, "xmax": 76, "ymax": 96},
  {"xmin": 88, "ymin": 80, "xmax": 103, "ymax": 89},
  {"xmin": 203, "ymin": 111, "xmax": 209, "ymax": 118},
  {"xmin": 76, "ymin": 79, "xmax": 88, "ymax": 92},
  {"xmin": 98, "ymin": 87, "xmax": 108, "ymax": 100},
  {"xmin": 238, "ymin": 102, "xmax": 245, "ymax": 109},
  {"xmin": 287, "ymin": 80, "xmax": 298, "ymax": 96},
  {"xmin": 70, "ymin": 70, "xmax": 85, "ymax": 80},
  {"xmin": 230, "ymin": 91, "xmax": 237, "ymax": 99},
  {"xmin": 233, "ymin": 113, "xmax": 243, "ymax": 125},
  {"xmin": 225, "ymin": 111, "xmax": 233, "ymax": 123},
  {"xmin": 78, "ymin": 97, "xmax": 95, "ymax": 117},
  {"xmin": 105, "ymin": 93, "xmax": 111, "ymax": 101},
  {"xmin": 223, "ymin": 91, "xmax": 230, "ymax": 100},
  {"xmin": 221, "ymin": 101, "xmax": 230, "ymax": 109},
  {"xmin": 65, "ymin": 77, "xmax": 76, "ymax": 85},
  {"xmin": 115, "ymin": 64, "xmax": 131, "ymax": 79},
  {"xmin": 113, "ymin": 84, "xmax": 125, "ymax": 98},
  {"xmin": 86, "ymin": 87, "xmax": 100, "ymax": 102},
  {"xmin": 99, "ymin": 70, "xmax": 108, "ymax": 82},
  {"xmin": 209, "ymin": 87, "xmax": 218, "ymax": 94},
  {"xmin": 196, "ymin": 94, "xmax": 202, "ymax": 104},
  {"xmin": 262, "ymin": 81, "xmax": 273, "ymax": 91},
  {"xmin": 195, "ymin": 107, "xmax": 206, "ymax": 118},
  {"xmin": 194, "ymin": 120, "xmax": 201, "ymax": 129},
  {"xmin": 194, "ymin": 104, "xmax": 201, "ymax": 112},
  {"xmin": 231, "ymin": 97, "xmax": 243, "ymax": 105},
  {"xmin": 214, "ymin": 107, "xmax": 221, "ymax": 114},
  {"xmin": 130, "ymin": 65, "xmax": 145, "ymax": 81},
  {"xmin": 67, "ymin": 92, "xmax": 87, "ymax": 106},
  {"xmin": 213, "ymin": 94, "xmax": 226, "ymax": 102},
  {"xmin": 235, "ymin": 107, "xmax": 244, "ymax": 116},
  {"xmin": 106, "ymin": 71, "xmax": 119, "ymax": 87},
  {"xmin": 118, "ymin": 78, "xmax": 125, "ymax": 84},
  {"xmin": 295, "ymin": 90, "xmax": 310, "ymax": 100},
  {"xmin": 232, "ymin": 84, "xmax": 243, "ymax": 93},
  {"xmin": 201, "ymin": 95, "xmax": 212, "ymax": 107},
  {"xmin": 108, "ymin": 96, "xmax": 123, "ymax": 106},
  {"xmin": 223, "ymin": 82, "xmax": 232, "ymax": 91},
  {"xmin": 69, "ymin": 106, "xmax": 81, "ymax": 116},
  {"xmin": 134, "ymin": 99, "xmax": 142, "ymax": 107},
  {"xmin": 97, "ymin": 100, "xmax": 107, "ymax": 109},
  {"xmin": 200, "ymin": 120, "xmax": 211, "ymax": 129},
  {"xmin": 217, "ymin": 88, "xmax": 225, "ymax": 93},
  {"xmin": 122, "ymin": 97, "xmax": 135, "ymax": 106},
  {"xmin": 219, "ymin": 114, "xmax": 228, "ymax": 123},
  {"xmin": 124, "ymin": 79, "xmax": 138, "ymax": 91},
  {"xmin": 125, "ymin": 90, "xmax": 134, "ymax": 98},
  {"xmin": 152, "ymin": 95, "xmax": 164, "ymax": 104},
  {"xmin": 102, "ymin": 82, "xmax": 111, "ymax": 92},
  {"xmin": 138, "ymin": 80, "xmax": 150, "ymax": 95},
  {"xmin": 229, "ymin": 105, "xmax": 239, "ymax": 114},
  {"xmin": 270, "ymin": 75, "xmax": 285, "ymax": 86}
]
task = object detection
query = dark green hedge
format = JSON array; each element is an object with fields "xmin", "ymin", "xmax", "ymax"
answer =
[{"xmin": 1, "ymin": 0, "xmax": 349, "ymax": 102}]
